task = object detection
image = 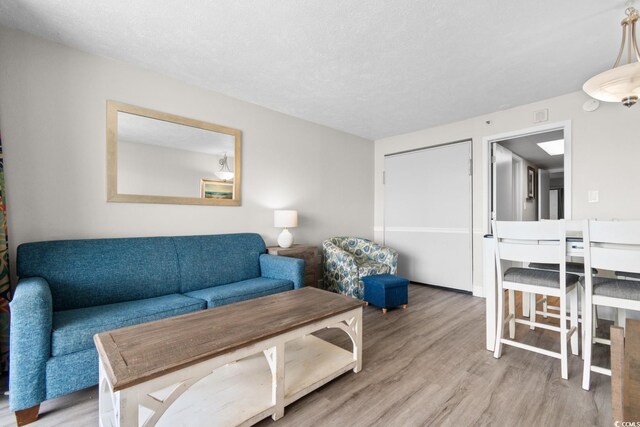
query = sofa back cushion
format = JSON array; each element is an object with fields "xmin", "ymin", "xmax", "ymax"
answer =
[
  {"xmin": 17, "ymin": 237, "xmax": 181, "ymax": 311},
  {"xmin": 174, "ymin": 233, "xmax": 266, "ymax": 293}
]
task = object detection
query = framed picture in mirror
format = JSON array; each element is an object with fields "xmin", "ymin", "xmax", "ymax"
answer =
[
  {"xmin": 200, "ymin": 179, "xmax": 233, "ymax": 200},
  {"xmin": 527, "ymin": 166, "xmax": 536, "ymax": 199}
]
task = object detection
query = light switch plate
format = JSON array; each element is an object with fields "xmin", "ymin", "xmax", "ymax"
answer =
[{"xmin": 588, "ymin": 190, "xmax": 599, "ymax": 203}]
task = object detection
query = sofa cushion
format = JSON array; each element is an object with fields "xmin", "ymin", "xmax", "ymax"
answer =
[
  {"xmin": 185, "ymin": 277, "xmax": 293, "ymax": 308},
  {"xmin": 174, "ymin": 234, "xmax": 266, "ymax": 293},
  {"xmin": 17, "ymin": 237, "xmax": 181, "ymax": 311},
  {"xmin": 51, "ymin": 294, "xmax": 206, "ymax": 357},
  {"xmin": 358, "ymin": 261, "xmax": 390, "ymax": 278}
]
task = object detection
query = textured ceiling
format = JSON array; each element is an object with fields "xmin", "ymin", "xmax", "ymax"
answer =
[
  {"xmin": 498, "ymin": 130, "xmax": 565, "ymax": 169},
  {"xmin": 118, "ymin": 112, "xmax": 235, "ymax": 155},
  {"xmin": 0, "ymin": 1, "xmax": 625, "ymax": 140}
]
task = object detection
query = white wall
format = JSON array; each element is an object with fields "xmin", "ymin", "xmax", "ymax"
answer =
[
  {"xmin": 118, "ymin": 141, "xmax": 228, "ymax": 198},
  {"xmin": 0, "ymin": 27, "xmax": 374, "ymax": 279},
  {"xmin": 375, "ymin": 91, "xmax": 640, "ymax": 296}
]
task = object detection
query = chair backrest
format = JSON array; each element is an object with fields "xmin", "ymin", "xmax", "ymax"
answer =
[
  {"xmin": 328, "ymin": 236, "xmax": 374, "ymax": 264},
  {"xmin": 493, "ymin": 220, "xmax": 566, "ymax": 266},
  {"xmin": 583, "ymin": 220, "xmax": 640, "ymax": 275}
]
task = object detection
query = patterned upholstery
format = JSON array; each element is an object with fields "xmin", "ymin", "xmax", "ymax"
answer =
[{"xmin": 322, "ymin": 237, "xmax": 398, "ymax": 299}]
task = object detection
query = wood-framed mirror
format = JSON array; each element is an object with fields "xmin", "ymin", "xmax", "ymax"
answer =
[{"xmin": 107, "ymin": 101, "xmax": 241, "ymax": 206}]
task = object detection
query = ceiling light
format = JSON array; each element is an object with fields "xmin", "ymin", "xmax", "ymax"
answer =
[
  {"xmin": 215, "ymin": 153, "xmax": 234, "ymax": 181},
  {"xmin": 537, "ymin": 140, "xmax": 564, "ymax": 156},
  {"xmin": 583, "ymin": 7, "xmax": 640, "ymax": 107}
]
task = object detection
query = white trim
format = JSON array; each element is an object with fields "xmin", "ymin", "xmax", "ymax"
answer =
[
  {"xmin": 482, "ymin": 120, "xmax": 572, "ymax": 234},
  {"xmin": 383, "ymin": 226, "xmax": 471, "ymax": 234}
]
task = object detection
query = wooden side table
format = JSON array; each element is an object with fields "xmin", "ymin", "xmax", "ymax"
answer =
[{"xmin": 267, "ymin": 245, "xmax": 319, "ymax": 288}]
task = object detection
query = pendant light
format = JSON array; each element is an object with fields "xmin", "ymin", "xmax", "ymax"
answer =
[
  {"xmin": 583, "ymin": 7, "xmax": 640, "ymax": 107},
  {"xmin": 215, "ymin": 153, "xmax": 234, "ymax": 181}
]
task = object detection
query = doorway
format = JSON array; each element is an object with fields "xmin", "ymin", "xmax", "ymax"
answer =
[{"xmin": 484, "ymin": 122, "xmax": 572, "ymax": 232}]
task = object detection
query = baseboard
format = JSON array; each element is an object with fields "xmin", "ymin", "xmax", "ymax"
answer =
[{"xmin": 409, "ymin": 281, "xmax": 472, "ymax": 295}]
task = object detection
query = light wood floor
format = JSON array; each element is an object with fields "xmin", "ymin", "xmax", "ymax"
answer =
[{"xmin": 0, "ymin": 285, "xmax": 613, "ymax": 426}]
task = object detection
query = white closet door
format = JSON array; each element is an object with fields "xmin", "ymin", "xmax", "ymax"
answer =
[{"xmin": 384, "ymin": 141, "xmax": 472, "ymax": 292}]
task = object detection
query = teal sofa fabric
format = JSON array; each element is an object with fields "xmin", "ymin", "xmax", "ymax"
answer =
[
  {"xmin": 16, "ymin": 237, "xmax": 181, "ymax": 311},
  {"xmin": 9, "ymin": 233, "xmax": 304, "ymax": 412},
  {"xmin": 185, "ymin": 277, "xmax": 293, "ymax": 308},
  {"xmin": 51, "ymin": 294, "xmax": 206, "ymax": 356}
]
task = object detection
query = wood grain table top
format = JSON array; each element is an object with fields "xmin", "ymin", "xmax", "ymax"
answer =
[{"xmin": 94, "ymin": 287, "xmax": 364, "ymax": 391}]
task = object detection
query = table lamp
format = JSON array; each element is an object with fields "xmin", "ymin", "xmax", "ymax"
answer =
[{"xmin": 274, "ymin": 210, "xmax": 298, "ymax": 248}]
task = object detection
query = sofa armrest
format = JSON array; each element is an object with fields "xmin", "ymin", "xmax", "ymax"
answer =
[
  {"xmin": 9, "ymin": 277, "xmax": 53, "ymax": 411},
  {"xmin": 260, "ymin": 254, "xmax": 305, "ymax": 289}
]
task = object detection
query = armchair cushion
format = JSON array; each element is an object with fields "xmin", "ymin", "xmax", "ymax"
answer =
[
  {"xmin": 358, "ymin": 261, "xmax": 390, "ymax": 277},
  {"xmin": 52, "ymin": 294, "xmax": 206, "ymax": 357}
]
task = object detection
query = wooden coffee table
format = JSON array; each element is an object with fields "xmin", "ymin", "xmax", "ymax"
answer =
[{"xmin": 94, "ymin": 287, "xmax": 364, "ymax": 426}]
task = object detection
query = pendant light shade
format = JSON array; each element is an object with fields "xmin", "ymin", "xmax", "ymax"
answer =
[
  {"xmin": 215, "ymin": 153, "xmax": 234, "ymax": 181},
  {"xmin": 583, "ymin": 7, "xmax": 640, "ymax": 107}
]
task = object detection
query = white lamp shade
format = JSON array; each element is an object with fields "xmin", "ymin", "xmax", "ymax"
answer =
[
  {"xmin": 274, "ymin": 210, "xmax": 298, "ymax": 228},
  {"xmin": 583, "ymin": 62, "xmax": 640, "ymax": 103}
]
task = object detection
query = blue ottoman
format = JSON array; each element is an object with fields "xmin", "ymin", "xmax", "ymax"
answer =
[{"xmin": 362, "ymin": 274, "xmax": 409, "ymax": 314}]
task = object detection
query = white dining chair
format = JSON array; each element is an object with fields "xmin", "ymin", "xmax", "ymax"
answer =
[
  {"xmin": 493, "ymin": 220, "xmax": 579, "ymax": 380},
  {"xmin": 582, "ymin": 220, "xmax": 640, "ymax": 390},
  {"xmin": 527, "ymin": 262, "xmax": 598, "ymax": 342}
]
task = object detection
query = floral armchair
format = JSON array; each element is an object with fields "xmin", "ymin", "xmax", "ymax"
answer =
[{"xmin": 322, "ymin": 237, "xmax": 398, "ymax": 299}]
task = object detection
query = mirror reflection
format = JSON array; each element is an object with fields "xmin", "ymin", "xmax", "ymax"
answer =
[{"xmin": 107, "ymin": 101, "xmax": 241, "ymax": 206}]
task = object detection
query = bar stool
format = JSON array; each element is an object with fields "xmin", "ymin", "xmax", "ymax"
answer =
[
  {"xmin": 493, "ymin": 220, "xmax": 579, "ymax": 380},
  {"xmin": 582, "ymin": 220, "xmax": 640, "ymax": 390}
]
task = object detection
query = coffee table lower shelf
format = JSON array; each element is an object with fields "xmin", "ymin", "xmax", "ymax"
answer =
[
  {"xmin": 98, "ymin": 304, "xmax": 363, "ymax": 427},
  {"xmin": 148, "ymin": 336, "xmax": 355, "ymax": 426}
]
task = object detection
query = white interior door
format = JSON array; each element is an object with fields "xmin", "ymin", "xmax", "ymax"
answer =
[
  {"xmin": 538, "ymin": 169, "xmax": 550, "ymax": 220},
  {"xmin": 492, "ymin": 144, "xmax": 513, "ymax": 222},
  {"xmin": 384, "ymin": 141, "xmax": 472, "ymax": 292}
]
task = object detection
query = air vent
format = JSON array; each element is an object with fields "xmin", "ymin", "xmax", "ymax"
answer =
[{"xmin": 533, "ymin": 109, "xmax": 549, "ymax": 123}]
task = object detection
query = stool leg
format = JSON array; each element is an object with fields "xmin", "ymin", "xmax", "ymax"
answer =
[
  {"xmin": 570, "ymin": 286, "xmax": 579, "ymax": 356},
  {"xmin": 529, "ymin": 292, "xmax": 536, "ymax": 330},
  {"xmin": 508, "ymin": 290, "xmax": 516, "ymax": 339}
]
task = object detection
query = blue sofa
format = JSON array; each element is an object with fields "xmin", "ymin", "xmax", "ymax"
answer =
[{"xmin": 9, "ymin": 233, "xmax": 304, "ymax": 419}]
